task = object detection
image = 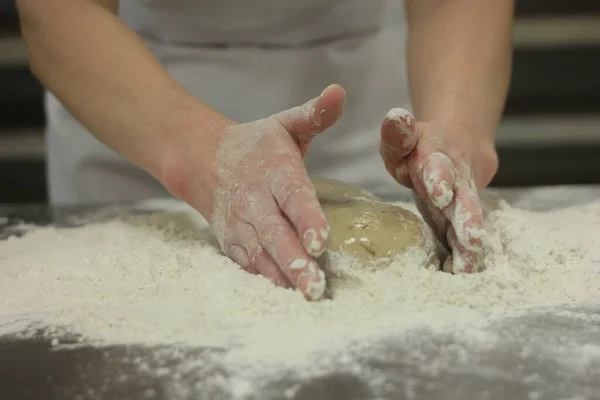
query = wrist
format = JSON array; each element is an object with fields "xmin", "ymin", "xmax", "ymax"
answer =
[
  {"xmin": 154, "ymin": 101, "xmax": 234, "ymax": 213},
  {"xmin": 435, "ymin": 121, "xmax": 499, "ymax": 189}
]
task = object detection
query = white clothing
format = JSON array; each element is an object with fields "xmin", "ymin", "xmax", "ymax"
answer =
[{"xmin": 46, "ymin": 0, "xmax": 411, "ymax": 204}]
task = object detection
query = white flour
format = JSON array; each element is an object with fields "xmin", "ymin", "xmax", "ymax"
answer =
[{"xmin": 1, "ymin": 197, "xmax": 599, "ymax": 398}]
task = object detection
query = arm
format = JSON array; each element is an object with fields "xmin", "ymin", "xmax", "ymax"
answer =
[
  {"xmin": 405, "ymin": 0, "xmax": 513, "ymax": 185},
  {"xmin": 17, "ymin": 0, "xmax": 228, "ymax": 189},
  {"xmin": 18, "ymin": 0, "xmax": 346, "ymax": 300}
]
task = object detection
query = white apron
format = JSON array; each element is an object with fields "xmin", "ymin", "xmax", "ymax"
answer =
[{"xmin": 46, "ymin": 0, "xmax": 411, "ymax": 204}]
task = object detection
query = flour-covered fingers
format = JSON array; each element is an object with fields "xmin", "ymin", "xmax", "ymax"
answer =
[
  {"xmin": 445, "ymin": 225, "xmax": 482, "ymax": 274},
  {"xmin": 252, "ymin": 210, "xmax": 327, "ymax": 301},
  {"xmin": 412, "ymin": 161, "xmax": 484, "ymax": 274},
  {"xmin": 410, "ymin": 151, "xmax": 461, "ymax": 247},
  {"xmin": 233, "ymin": 221, "xmax": 292, "ymax": 287},
  {"xmin": 418, "ymin": 153, "xmax": 456, "ymax": 210},
  {"xmin": 270, "ymin": 165, "xmax": 329, "ymax": 258},
  {"xmin": 252, "ymin": 246, "xmax": 294, "ymax": 288},
  {"xmin": 442, "ymin": 183, "xmax": 485, "ymax": 273}
]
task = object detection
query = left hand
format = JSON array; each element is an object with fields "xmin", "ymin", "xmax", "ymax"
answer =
[{"xmin": 380, "ymin": 108, "xmax": 498, "ymax": 273}]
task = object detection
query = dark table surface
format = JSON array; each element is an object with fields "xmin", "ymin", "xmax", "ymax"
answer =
[{"xmin": 1, "ymin": 190, "xmax": 600, "ymax": 400}]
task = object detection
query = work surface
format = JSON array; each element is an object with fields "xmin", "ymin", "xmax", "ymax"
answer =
[{"xmin": 1, "ymin": 186, "xmax": 599, "ymax": 400}]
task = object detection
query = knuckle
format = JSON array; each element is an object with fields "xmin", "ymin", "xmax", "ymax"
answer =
[
  {"xmin": 225, "ymin": 244, "xmax": 251, "ymax": 268},
  {"xmin": 223, "ymin": 243, "xmax": 236, "ymax": 258},
  {"xmin": 270, "ymin": 161, "xmax": 302, "ymax": 184},
  {"xmin": 231, "ymin": 188, "xmax": 266, "ymax": 221},
  {"xmin": 256, "ymin": 218, "xmax": 287, "ymax": 245},
  {"xmin": 245, "ymin": 242, "xmax": 264, "ymax": 266},
  {"xmin": 230, "ymin": 194, "xmax": 249, "ymax": 217},
  {"xmin": 276, "ymin": 180, "xmax": 311, "ymax": 213}
]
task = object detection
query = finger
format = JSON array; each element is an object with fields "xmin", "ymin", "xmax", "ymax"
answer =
[
  {"xmin": 413, "ymin": 193, "xmax": 449, "ymax": 246},
  {"xmin": 409, "ymin": 151, "xmax": 456, "ymax": 243},
  {"xmin": 273, "ymin": 84, "xmax": 346, "ymax": 142},
  {"xmin": 446, "ymin": 226, "xmax": 482, "ymax": 274},
  {"xmin": 417, "ymin": 152, "xmax": 457, "ymax": 210},
  {"xmin": 443, "ymin": 182, "xmax": 485, "ymax": 251},
  {"xmin": 235, "ymin": 222, "xmax": 292, "ymax": 287},
  {"xmin": 294, "ymin": 260, "xmax": 327, "ymax": 302},
  {"xmin": 253, "ymin": 212, "xmax": 327, "ymax": 301},
  {"xmin": 253, "ymin": 246, "xmax": 294, "ymax": 289},
  {"xmin": 226, "ymin": 244, "xmax": 259, "ymax": 275},
  {"xmin": 442, "ymin": 182, "xmax": 485, "ymax": 273},
  {"xmin": 269, "ymin": 163, "xmax": 329, "ymax": 258},
  {"xmin": 380, "ymin": 108, "xmax": 420, "ymax": 185}
]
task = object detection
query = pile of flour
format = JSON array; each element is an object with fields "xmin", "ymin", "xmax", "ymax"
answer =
[{"xmin": 1, "ymin": 197, "xmax": 599, "ymax": 397}]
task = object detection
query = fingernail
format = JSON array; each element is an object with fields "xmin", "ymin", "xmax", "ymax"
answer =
[
  {"xmin": 296, "ymin": 261, "xmax": 327, "ymax": 301},
  {"xmin": 385, "ymin": 108, "xmax": 415, "ymax": 135},
  {"xmin": 289, "ymin": 258, "xmax": 310, "ymax": 270},
  {"xmin": 386, "ymin": 108, "xmax": 411, "ymax": 121},
  {"xmin": 303, "ymin": 228, "xmax": 328, "ymax": 258}
]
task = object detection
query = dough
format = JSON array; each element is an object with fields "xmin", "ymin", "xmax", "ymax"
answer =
[
  {"xmin": 311, "ymin": 177, "xmax": 427, "ymax": 263},
  {"xmin": 311, "ymin": 177, "xmax": 379, "ymax": 203}
]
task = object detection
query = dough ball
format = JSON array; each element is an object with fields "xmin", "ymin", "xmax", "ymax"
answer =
[
  {"xmin": 311, "ymin": 177, "xmax": 427, "ymax": 263},
  {"xmin": 311, "ymin": 177, "xmax": 379, "ymax": 204}
]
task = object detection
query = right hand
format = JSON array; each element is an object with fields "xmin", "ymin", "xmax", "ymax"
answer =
[{"xmin": 162, "ymin": 85, "xmax": 346, "ymax": 300}]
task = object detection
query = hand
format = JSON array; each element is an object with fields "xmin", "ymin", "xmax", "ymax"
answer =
[
  {"xmin": 379, "ymin": 109, "xmax": 498, "ymax": 273},
  {"xmin": 162, "ymin": 85, "xmax": 346, "ymax": 300}
]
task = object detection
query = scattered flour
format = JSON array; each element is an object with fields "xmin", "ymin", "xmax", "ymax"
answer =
[{"xmin": 1, "ymin": 197, "xmax": 599, "ymax": 398}]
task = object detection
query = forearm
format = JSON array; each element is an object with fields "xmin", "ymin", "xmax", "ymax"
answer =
[
  {"xmin": 405, "ymin": 0, "xmax": 513, "ymax": 141},
  {"xmin": 17, "ymin": 0, "xmax": 227, "ymax": 180}
]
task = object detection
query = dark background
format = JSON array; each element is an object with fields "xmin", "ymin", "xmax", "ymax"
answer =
[{"xmin": 1, "ymin": 1, "xmax": 600, "ymax": 204}]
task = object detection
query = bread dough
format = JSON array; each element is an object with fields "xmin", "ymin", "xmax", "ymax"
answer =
[
  {"xmin": 311, "ymin": 177, "xmax": 378, "ymax": 203},
  {"xmin": 311, "ymin": 177, "xmax": 427, "ymax": 263}
]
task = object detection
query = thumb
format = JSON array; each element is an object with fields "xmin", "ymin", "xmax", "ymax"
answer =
[
  {"xmin": 274, "ymin": 84, "xmax": 346, "ymax": 142},
  {"xmin": 380, "ymin": 108, "xmax": 419, "ymax": 162},
  {"xmin": 379, "ymin": 108, "xmax": 420, "ymax": 187}
]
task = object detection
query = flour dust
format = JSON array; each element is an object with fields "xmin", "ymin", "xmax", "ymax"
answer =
[{"xmin": 1, "ymin": 197, "xmax": 599, "ymax": 398}]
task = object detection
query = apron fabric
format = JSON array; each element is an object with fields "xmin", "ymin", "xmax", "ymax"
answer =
[{"xmin": 46, "ymin": 0, "xmax": 411, "ymax": 205}]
